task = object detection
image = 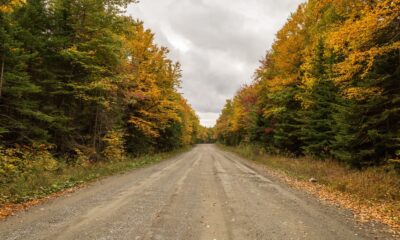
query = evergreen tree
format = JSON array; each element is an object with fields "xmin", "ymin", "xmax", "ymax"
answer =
[
  {"xmin": 0, "ymin": 0, "xmax": 200, "ymax": 163},
  {"xmin": 332, "ymin": 48, "xmax": 400, "ymax": 167},
  {"xmin": 270, "ymin": 86, "xmax": 303, "ymax": 155},
  {"xmin": 215, "ymin": 0, "xmax": 399, "ymax": 168},
  {"xmin": 296, "ymin": 40, "xmax": 338, "ymax": 158},
  {"xmin": 0, "ymin": 6, "xmax": 54, "ymax": 144}
]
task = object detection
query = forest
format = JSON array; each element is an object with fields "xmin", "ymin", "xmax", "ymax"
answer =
[
  {"xmin": 0, "ymin": 0, "xmax": 213, "ymax": 188},
  {"xmin": 215, "ymin": 0, "xmax": 400, "ymax": 169},
  {"xmin": 1, "ymin": 0, "xmax": 399, "ymax": 234}
]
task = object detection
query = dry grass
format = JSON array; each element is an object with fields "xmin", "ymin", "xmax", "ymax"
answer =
[{"xmin": 220, "ymin": 144, "xmax": 400, "ymax": 233}]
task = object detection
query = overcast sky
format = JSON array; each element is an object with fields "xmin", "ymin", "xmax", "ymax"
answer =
[{"xmin": 127, "ymin": 0, "xmax": 305, "ymax": 127}]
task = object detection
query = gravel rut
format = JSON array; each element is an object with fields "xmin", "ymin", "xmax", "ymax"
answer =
[{"xmin": 0, "ymin": 144, "xmax": 393, "ymax": 240}]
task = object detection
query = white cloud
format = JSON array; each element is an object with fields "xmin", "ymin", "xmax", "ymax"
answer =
[{"xmin": 127, "ymin": 0, "xmax": 305, "ymax": 127}]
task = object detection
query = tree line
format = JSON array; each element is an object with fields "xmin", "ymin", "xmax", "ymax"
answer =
[
  {"xmin": 0, "ymin": 0, "xmax": 202, "ymax": 171},
  {"xmin": 215, "ymin": 0, "xmax": 400, "ymax": 168}
]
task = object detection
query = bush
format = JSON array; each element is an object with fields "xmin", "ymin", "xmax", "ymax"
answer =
[
  {"xmin": 0, "ymin": 144, "xmax": 58, "ymax": 185},
  {"xmin": 102, "ymin": 130, "xmax": 126, "ymax": 162}
]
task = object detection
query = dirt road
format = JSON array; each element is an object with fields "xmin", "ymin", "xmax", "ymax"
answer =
[{"xmin": 0, "ymin": 145, "xmax": 392, "ymax": 239}]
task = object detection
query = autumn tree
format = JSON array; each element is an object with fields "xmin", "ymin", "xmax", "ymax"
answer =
[
  {"xmin": 216, "ymin": 0, "xmax": 400, "ymax": 167},
  {"xmin": 0, "ymin": 0, "xmax": 201, "ymax": 171},
  {"xmin": 295, "ymin": 39, "xmax": 338, "ymax": 158},
  {"xmin": 327, "ymin": 0, "xmax": 400, "ymax": 166}
]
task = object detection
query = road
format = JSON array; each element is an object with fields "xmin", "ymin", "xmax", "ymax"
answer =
[{"xmin": 0, "ymin": 144, "xmax": 391, "ymax": 240}]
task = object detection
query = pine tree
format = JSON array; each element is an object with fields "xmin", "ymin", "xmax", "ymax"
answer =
[
  {"xmin": 332, "ymin": 48, "xmax": 400, "ymax": 167},
  {"xmin": 296, "ymin": 40, "xmax": 338, "ymax": 158},
  {"xmin": 0, "ymin": 6, "xmax": 54, "ymax": 144},
  {"xmin": 270, "ymin": 86, "xmax": 303, "ymax": 155}
]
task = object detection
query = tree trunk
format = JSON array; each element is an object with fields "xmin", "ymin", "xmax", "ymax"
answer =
[
  {"xmin": 0, "ymin": 54, "xmax": 5, "ymax": 98},
  {"xmin": 93, "ymin": 105, "xmax": 99, "ymax": 150}
]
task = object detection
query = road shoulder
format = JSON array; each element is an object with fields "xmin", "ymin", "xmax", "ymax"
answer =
[{"xmin": 218, "ymin": 145, "xmax": 399, "ymax": 239}]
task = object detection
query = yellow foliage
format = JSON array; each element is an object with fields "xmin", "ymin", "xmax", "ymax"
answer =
[
  {"xmin": 102, "ymin": 130, "xmax": 125, "ymax": 161},
  {"xmin": 300, "ymin": 60, "xmax": 317, "ymax": 90},
  {"xmin": 215, "ymin": 85, "xmax": 258, "ymax": 142},
  {"xmin": 263, "ymin": 107, "xmax": 285, "ymax": 118},
  {"xmin": 0, "ymin": 144, "xmax": 59, "ymax": 183},
  {"xmin": 263, "ymin": 4, "xmax": 307, "ymax": 90},
  {"xmin": 128, "ymin": 116, "xmax": 159, "ymax": 138},
  {"xmin": 326, "ymin": 0, "xmax": 400, "ymax": 86},
  {"xmin": 178, "ymin": 97, "xmax": 199, "ymax": 145},
  {"xmin": 333, "ymin": 42, "xmax": 400, "ymax": 83},
  {"xmin": 343, "ymin": 87, "xmax": 383, "ymax": 100},
  {"xmin": 74, "ymin": 148, "xmax": 91, "ymax": 167},
  {"xmin": 0, "ymin": 0, "xmax": 25, "ymax": 13},
  {"xmin": 327, "ymin": 0, "xmax": 400, "ymax": 54},
  {"xmin": 120, "ymin": 21, "xmax": 186, "ymax": 139}
]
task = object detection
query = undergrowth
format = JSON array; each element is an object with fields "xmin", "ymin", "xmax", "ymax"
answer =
[{"xmin": 0, "ymin": 147, "xmax": 189, "ymax": 205}]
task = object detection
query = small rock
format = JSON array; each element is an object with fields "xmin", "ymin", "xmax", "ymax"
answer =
[{"xmin": 309, "ymin": 178, "xmax": 317, "ymax": 183}]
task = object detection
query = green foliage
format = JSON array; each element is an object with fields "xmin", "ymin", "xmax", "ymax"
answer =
[
  {"xmin": 295, "ymin": 40, "xmax": 339, "ymax": 159},
  {"xmin": 0, "ymin": 0, "xmax": 200, "ymax": 156},
  {"xmin": 268, "ymin": 86, "xmax": 303, "ymax": 155},
  {"xmin": 0, "ymin": 0, "xmax": 203, "ymax": 204}
]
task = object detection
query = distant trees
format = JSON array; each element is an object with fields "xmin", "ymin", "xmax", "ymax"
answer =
[
  {"xmin": 0, "ymin": 0, "xmax": 200, "ymax": 165},
  {"xmin": 215, "ymin": 0, "xmax": 400, "ymax": 168},
  {"xmin": 196, "ymin": 126, "xmax": 215, "ymax": 144}
]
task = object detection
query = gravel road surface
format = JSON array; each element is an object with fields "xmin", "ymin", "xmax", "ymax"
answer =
[{"xmin": 0, "ymin": 144, "xmax": 393, "ymax": 239}]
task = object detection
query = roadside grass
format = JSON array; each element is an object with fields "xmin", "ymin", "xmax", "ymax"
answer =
[
  {"xmin": 0, "ymin": 147, "xmax": 190, "ymax": 212},
  {"xmin": 219, "ymin": 144, "xmax": 400, "ymax": 231}
]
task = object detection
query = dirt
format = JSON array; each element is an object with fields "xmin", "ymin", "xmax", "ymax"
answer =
[{"xmin": 0, "ymin": 144, "xmax": 395, "ymax": 239}]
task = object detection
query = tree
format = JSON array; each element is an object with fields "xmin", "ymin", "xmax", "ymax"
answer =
[
  {"xmin": 296, "ymin": 39, "xmax": 338, "ymax": 158},
  {"xmin": 0, "ymin": 1, "xmax": 55, "ymax": 145},
  {"xmin": 327, "ymin": 0, "xmax": 400, "ymax": 166},
  {"xmin": 0, "ymin": 0, "xmax": 200, "ymax": 164},
  {"xmin": 216, "ymin": 0, "xmax": 400, "ymax": 168}
]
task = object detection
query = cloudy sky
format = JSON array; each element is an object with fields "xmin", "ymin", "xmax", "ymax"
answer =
[{"xmin": 127, "ymin": 0, "xmax": 305, "ymax": 127}]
